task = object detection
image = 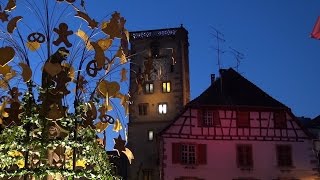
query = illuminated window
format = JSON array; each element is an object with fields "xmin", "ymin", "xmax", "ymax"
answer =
[
  {"xmin": 145, "ymin": 82, "xmax": 154, "ymax": 94},
  {"xmin": 148, "ymin": 130, "xmax": 154, "ymax": 141},
  {"xmin": 138, "ymin": 103, "xmax": 148, "ymax": 115},
  {"xmin": 181, "ymin": 144, "xmax": 196, "ymax": 165},
  {"xmin": 236, "ymin": 144, "xmax": 253, "ymax": 168},
  {"xmin": 162, "ymin": 82, "xmax": 171, "ymax": 93},
  {"xmin": 158, "ymin": 103, "xmax": 167, "ymax": 114},
  {"xmin": 276, "ymin": 145, "xmax": 292, "ymax": 167},
  {"xmin": 142, "ymin": 169, "xmax": 153, "ymax": 180}
]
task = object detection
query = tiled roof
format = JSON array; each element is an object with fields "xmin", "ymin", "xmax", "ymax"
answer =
[
  {"xmin": 304, "ymin": 115, "xmax": 320, "ymax": 128},
  {"xmin": 188, "ymin": 68, "xmax": 287, "ymax": 109}
]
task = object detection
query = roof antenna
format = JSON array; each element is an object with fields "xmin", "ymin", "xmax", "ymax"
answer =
[
  {"xmin": 210, "ymin": 27, "xmax": 225, "ymax": 71},
  {"xmin": 229, "ymin": 46, "xmax": 244, "ymax": 72},
  {"xmin": 210, "ymin": 27, "xmax": 225, "ymax": 93}
]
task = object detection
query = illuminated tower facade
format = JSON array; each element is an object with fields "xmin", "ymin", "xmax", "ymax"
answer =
[{"xmin": 128, "ymin": 26, "xmax": 190, "ymax": 180}]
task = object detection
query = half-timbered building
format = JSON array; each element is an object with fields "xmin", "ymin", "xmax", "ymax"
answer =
[{"xmin": 160, "ymin": 68, "xmax": 317, "ymax": 180}]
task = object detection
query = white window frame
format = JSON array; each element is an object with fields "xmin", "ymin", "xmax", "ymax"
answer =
[
  {"xmin": 158, "ymin": 103, "xmax": 167, "ymax": 114},
  {"xmin": 181, "ymin": 144, "xmax": 196, "ymax": 165}
]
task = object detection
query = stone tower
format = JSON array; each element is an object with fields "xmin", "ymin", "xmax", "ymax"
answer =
[{"xmin": 127, "ymin": 26, "xmax": 190, "ymax": 180}]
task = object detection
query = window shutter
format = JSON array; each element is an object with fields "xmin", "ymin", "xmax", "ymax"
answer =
[
  {"xmin": 237, "ymin": 111, "xmax": 250, "ymax": 127},
  {"xmin": 213, "ymin": 110, "xmax": 220, "ymax": 125},
  {"xmin": 248, "ymin": 145, "xmax": 253, "ymax": 166},
  {"xmin": 274, "ymin": 111, "xmax": 287, "ymax": 128},
  {"xmin": 197, "ymin": 109, "xmax": 203, "ymax": 127},
  {"xmin": 197, "ymin": 144, "xmax": 207, "ymax": 164},
  {"xmin": 172, "ymin": 143, "xmax": 181, "ymax": 164}
]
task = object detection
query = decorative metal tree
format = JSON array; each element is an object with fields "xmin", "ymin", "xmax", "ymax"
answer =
[{"xmin": 0, "ymin": 0, "xmax": 132, "ymax": 179}]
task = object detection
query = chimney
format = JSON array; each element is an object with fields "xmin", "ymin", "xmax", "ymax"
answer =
[{"xmin": 211, "ymin": 74, "xmax": 215, "ymax": 84}]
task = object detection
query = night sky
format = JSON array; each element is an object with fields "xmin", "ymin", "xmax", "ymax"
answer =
[{"xmin": 85, "ymin": 0, "xmax": 320, "ymax": 119}]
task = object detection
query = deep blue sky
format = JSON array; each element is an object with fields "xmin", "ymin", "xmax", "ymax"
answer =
[{"xmin": 86, "ymin": 0, "xmax": 320, "ymax": 118}]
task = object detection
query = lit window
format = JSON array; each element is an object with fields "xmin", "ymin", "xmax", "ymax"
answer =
[
  {"xmin": 148, "ymin": 130, "xmax": 154, "ymax": 141},
  {"xmin": 158, "ymin": 103, "xmax": 167, "ymax": 114},
  {"xmin": 236, "ymin": 144, "xmax": 253, "ymax": 168},
  {"xmin": 162, "ymin": 82, "xmax": 171, "ymax": 93},
  {"xmin": 276, "ymin": 145, "xmax": 292, "ymax": 167},
  {"xmin": 145, "ymin": 82, "xmax": 154, "ymax": 94},
  {"xmin": 181, "ymin": 144, "xmax": 196, "ymax": 165},
  {"xmin": 138, "ymin": 103, "xmax": 148, "ymax": 115}
]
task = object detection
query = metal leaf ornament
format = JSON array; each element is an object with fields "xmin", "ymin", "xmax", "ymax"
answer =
[
  {"xmin": 98, "ymin": 80, "xmax": 120, "ymax": 98},
  {"xmin": 102, "ymin": 12, "xmax": 123, "ymax": 39},
  {"xmin": 113, "ymin": 135, "xmax": 126, "ymax": 156},
  {"xmin": 4, "ymin": 0, "xmax": 16, "ymax": 12},
  {"xmin": 113, "ymin": 119, "xmax": 122, "ymax": 132},
  {"xmin": 26, "ymin": 41, "xmax": 40, "ymax": 51},
  {"xmin": 7, "ymin": 16, "xmax": 22, "ymax": 33},
  {"xmin": 0, "ymin": 46, "xmax": 15, "ymax": 66},
  {"xmin": 0, "ymin": 65, "xmax": 12, "ymax": 76},
  {"xmin": 76, "ymin": 29, "xmax": 93, "ymax": 50},
  {"xmin": 0, "ymin": 100, "xmax": 9, "ymax": 125},
  {"xmin": 95, "ymin": 121, "xmax": 109, "ymax": 133},
  {"xmin": 0, "ymin": 70, "xmax": 16, "ymax": 89},
  {"xmin": 122, "ymin": 148, "xmax": 134, "ymax": 164},
  {"xmin": 120, "ymin": 68, "xmax": 127, "ymax": 82},
  {"xmin": 116, "ymin": 48, "xmax": 127, "ymax": 64},
  {"xmin": 19, "ymin": 63, "xmax": 32, "ymax": 82},
  {"xmin": 97, "ymin": 38, "xmax": 113, "ymax": 51},
  {"xmin": 90, "ymin": 41, "xmax": 105, "ymax": 69},
  {"xmin": 0, "ymin": 11, "xmax": 9, "ymax": 22},
  {"xmin": 75, "ymin": 11, "xmax": 98, "ymax": 29}
]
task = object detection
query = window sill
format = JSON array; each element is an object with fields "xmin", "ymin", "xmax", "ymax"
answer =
[
  {"xmin": 238, "ymin": 166, "xmax": 253, "ymax": 171},
  {"xmin": 183, "ymin": 165, "xmax": 197, "ymax": 169},
  {"xmin": 277, "ymin": 166, "xmax": 295, "ymax": 172}
]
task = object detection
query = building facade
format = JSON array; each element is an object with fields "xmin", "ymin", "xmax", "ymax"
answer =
[
  {"xmin": 160, "ymin": 69, "xmax": 317, "ymax": 180},
  {"xmin": 127, "ymin": 27, "xmax": 190, "ymax": 180}
]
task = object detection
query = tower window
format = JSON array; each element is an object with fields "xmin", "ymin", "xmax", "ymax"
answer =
[
  {"xmin": 145, "ymin": 82, "xmax": 154, "ymax": 94},
  {"xmin": 138, "ymin": 103, "xmax": 148, "ymax": 115},
  {"xmin": 162, "ymin": 82, "xmax": 171, "ymax": 93},
  {"xmin": 158, "ymin": 103, "xmax": 167, "ymax": 114},
  {"xmin": 148, "ymin": 130, "xmax": 154, "ymax": 141}
]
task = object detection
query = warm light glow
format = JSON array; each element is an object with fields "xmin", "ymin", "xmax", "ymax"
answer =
[
  {"xmin": 148, "ymin": 130, "xmax": 154, "ymax": 141},
  {"xmin": 145, "ymin": 83, "xmax": 154, "ymax": 93},
  {"xmin": 162, "ymin": 82, "xmax": 171, "ymax": 93},
  {"xmin": 158, "ymin": 103, "xmax": 167, "ymax": 114}
]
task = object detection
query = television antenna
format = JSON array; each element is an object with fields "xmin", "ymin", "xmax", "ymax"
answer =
[
  {"xmin": 210, "ymin": 27, "xmax": 225, "ymax": 70},
  {"xmin": 229, "ymin": 46, "xmax": 244, "ymax": 72}
]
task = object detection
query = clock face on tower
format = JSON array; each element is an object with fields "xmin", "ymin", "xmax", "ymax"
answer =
[
  {"xmin": 146, "ymin": 57, "xmax": 169, "ymax": 81},
  {"xmin": 142, "ymin": 52, "xmax": 170, "ymax": 81}
]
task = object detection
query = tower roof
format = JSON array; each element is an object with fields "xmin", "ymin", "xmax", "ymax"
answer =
[{"xmin": 188, "ymin": 68, "xmax": 288, "ymax": 109}]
